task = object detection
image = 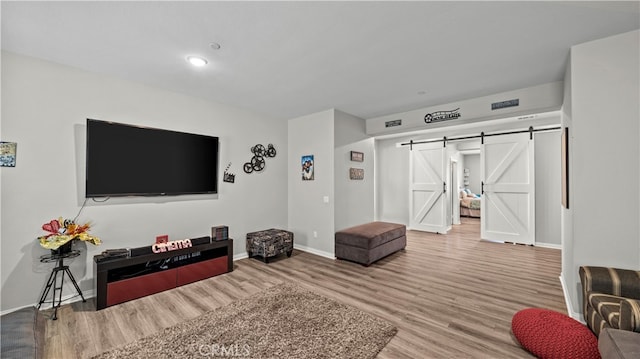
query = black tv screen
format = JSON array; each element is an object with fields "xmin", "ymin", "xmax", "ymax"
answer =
[{"xmin": 86, "ymin": 119, "xmax": 219, "ymax": 197}]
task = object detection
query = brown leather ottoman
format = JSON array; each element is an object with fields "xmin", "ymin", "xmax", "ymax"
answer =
[{"xmin": 335, "ymin": 222, "xmax": 406, "ymax": 266}]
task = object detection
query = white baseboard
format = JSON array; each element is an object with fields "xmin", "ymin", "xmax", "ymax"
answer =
[
  {"xmin": 535, "ymin": 242, "xmax": 562, "ymax": 250},
  {"xmin": 236, "ymin": 247, "xmax": 336, "ymax": 261},
  {"xmin": 293, "ymin": 244, "xmax": 335, "ymax": 260},
  {"xmin": 1, "ymin": 304, "xmax": 39, "ymax": 316},
  {"xmin": 1, "ymin": 289, "xmax": 96, "ymax": 316},
  {"xmin": 559, "ymin": 273, "xmax": 584, "ymax": 322},
  {"xmin": 233, "ymin": 252, "xmax": 249, "ymax": 261}
]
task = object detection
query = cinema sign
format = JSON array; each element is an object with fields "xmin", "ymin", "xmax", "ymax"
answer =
[{"xmin": 424, "ymin": 108, "xmax": 461, "ymax": 124}]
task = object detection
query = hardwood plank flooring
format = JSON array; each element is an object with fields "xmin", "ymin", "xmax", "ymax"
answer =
[{"xmin": 42, "ymin": 218, "xmax": 564, "ymax": 358}]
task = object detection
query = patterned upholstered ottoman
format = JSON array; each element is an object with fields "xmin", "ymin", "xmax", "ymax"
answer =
[{"xmin": 246, "ymin": 229, "xmax": 294, "ymax": 263}]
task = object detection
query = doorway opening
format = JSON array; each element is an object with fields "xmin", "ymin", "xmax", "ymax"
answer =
[
  {"xmin": 456, "ymin": 141, "xmax": 481, "ymax": 235},
  {"xmin": 407, "ymin": 125, "xmax": 560, "ymax": 246}
]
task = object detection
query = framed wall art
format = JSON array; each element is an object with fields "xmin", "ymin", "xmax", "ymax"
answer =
[
  {"xmin": 349, "ymin": 168, "xmax": 364, "ymax": 180},
  {"xmin": 0, "ymin": 142, "xmax": 17, "ymax": 167},
  {"xmin": 302, "ymin": 155, "xmax": 314, "ymax": 181},
  {"xmin": 350, "ymin": 151, "xmax": 364, "ymax": 162}
]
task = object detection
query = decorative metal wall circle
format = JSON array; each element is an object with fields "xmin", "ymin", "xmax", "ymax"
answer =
[{"xmin": 244, "ymin": 143, "xmax": 276, "ymax": 174}]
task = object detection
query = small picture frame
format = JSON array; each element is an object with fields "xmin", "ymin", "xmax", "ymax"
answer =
[
  {"xmin": 223, "ymin": 162, "xmax": 235, "ymax": 183},
  {"xmin": 349, "ymin": 168, "xmax": 364, "ymax": 180},
  {"xmin": 350, "ymin": 151, "xmax": 364, "ymax": 162},
  {"xmin": 0, "ymin": 142, "xmax": 17, "ymax": 167},
  {"xmin": 302, "ymin": 155, "xmax": 314, "ymax": 181}
]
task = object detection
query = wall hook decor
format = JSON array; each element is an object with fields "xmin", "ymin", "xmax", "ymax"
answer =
[{"xmin": 244, "ymin": 143, "xmax": 276, "ymax": 174}]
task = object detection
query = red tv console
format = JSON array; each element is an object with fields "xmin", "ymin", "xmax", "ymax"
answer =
[{"xmin": 94, "ymin": 238, "xmax": 233, "ymax": 310}]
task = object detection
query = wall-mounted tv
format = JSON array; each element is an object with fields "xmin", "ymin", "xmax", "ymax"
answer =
[{"xmin": 86, "ymin": 119, "xmax": 219, "ymax": 197}]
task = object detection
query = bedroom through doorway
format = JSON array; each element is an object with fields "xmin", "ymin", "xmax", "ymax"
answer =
[{"xmin": 456, "ymin": 141, "xmax": 482, "ymax": 235}]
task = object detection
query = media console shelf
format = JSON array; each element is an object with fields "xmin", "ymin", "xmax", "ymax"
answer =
[{"xmin": 94, "ymin": 239, "xmax": 233, "ymax": 310}]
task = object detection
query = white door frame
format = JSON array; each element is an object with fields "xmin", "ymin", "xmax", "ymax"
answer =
[{"xmin": 450, "ymin": 159, "xmax": 460, "ymax": 225}]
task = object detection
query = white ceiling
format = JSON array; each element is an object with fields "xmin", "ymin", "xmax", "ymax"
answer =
[{"xmin": 2, "ymin": 1, "xmax": 638, "ymax": 121}]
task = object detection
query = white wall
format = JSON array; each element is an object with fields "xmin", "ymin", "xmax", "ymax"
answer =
[
  {"xmin": 334, "ymin": 110, "xmax": 375, "ymax": 231},
  {"xmin": 287, "ymin": 109, "xmax": 335, "ymax": 258},
  {"xmin": 534, "ymin": 131, "xmax": 561, "ymax": 247},
  {"xmin": 0, "ymin": 52, "xmax": 288, "ymax": 312},
  {"xmin": 561, "ymin": 30, "xmax": 640, "ymax": 318},
  {"xmin": 375, "ymin": 139, "xmax": 410, "ymax": 225},
  {"xmin": 463, "ymin": 154, "xmax": 481, "ymax": 194},
  {"xmin": 457, "ymin": 153, "xmax": 466, "ymax": 193}
]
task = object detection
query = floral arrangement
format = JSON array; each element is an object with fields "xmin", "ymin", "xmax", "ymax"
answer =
[{"xmin": 38, "ymin": 217, "xmax": 101, "ymax": 250}]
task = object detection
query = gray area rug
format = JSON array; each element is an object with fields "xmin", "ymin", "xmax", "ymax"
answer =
[{"xmin": 93, "ymin": 283, "xmax": 397, "ymax": 358}]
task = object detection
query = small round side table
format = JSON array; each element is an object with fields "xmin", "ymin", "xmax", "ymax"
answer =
[{"xmin": 37, "ymin": 249, "xmax": 86, "ymax": 320}]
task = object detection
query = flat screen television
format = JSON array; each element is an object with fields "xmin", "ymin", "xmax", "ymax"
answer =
[{"xmin": 86, "ymin": 119, "xmax": 219, "ymax": 197}]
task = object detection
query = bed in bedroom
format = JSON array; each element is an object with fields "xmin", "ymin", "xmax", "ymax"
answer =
[{"xmin": 460, "ymin": 190, "xmax": 481, "ymax": 218}]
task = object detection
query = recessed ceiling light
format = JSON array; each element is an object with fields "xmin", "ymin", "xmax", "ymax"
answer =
[
  {"xmin": 187, "ymin": 56, "xmax": 208, "ymax": 67},
  {"xmin": 210, "ymin": 42, "xmax": 221, "ymax": 50}
]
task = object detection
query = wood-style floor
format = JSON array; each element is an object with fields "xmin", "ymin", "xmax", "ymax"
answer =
[{"xmin": 43, "ymin": 218, "xmax": 565, "ymax": 358}]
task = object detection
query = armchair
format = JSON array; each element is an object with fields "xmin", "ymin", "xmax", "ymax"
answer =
[{"xmin": 579, "ymin": 266, "xmax": 640, "ymax": 337}]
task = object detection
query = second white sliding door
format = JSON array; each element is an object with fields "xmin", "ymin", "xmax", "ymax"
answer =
[{"xmin": 481, "ymin": 133, "xmax": 535, "ymax": 245}]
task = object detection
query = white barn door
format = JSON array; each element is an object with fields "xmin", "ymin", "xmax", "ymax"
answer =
[
  {"xmin": 481, "ymin": 133, "xmax": 535, "ymax": 244},
  {"xmin": 409, "ymin": 143, "xmax": 448, "ymax": 234}
]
